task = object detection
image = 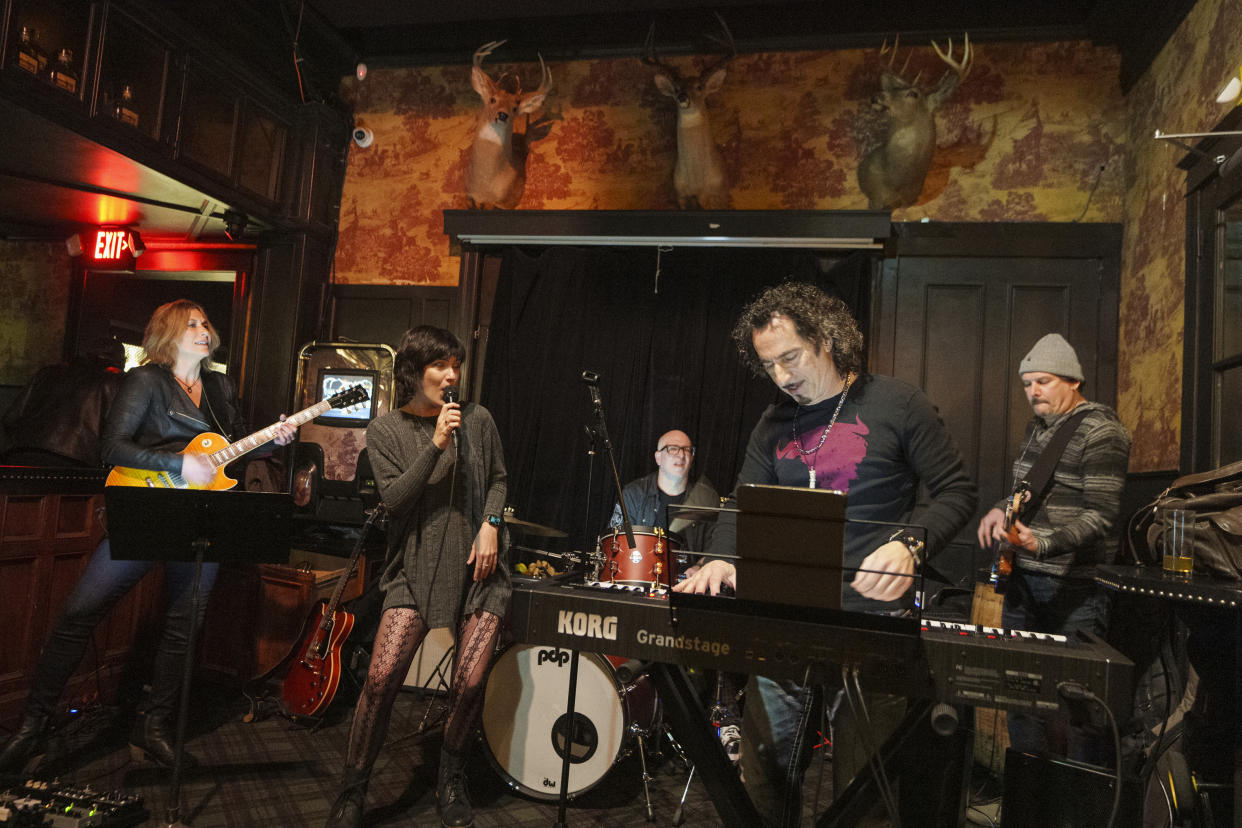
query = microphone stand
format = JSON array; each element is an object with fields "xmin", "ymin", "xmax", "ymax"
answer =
[
  {"xmin": 581, "ymin": 372, "xmax": 637, "ymax": 556},
  {"xmin": 548, "ymin": 371, "xmax": 637, "ymax": 828},
  {"xmin": 581, "ymin": 424, "xmax": 598, "ymax": 556}
]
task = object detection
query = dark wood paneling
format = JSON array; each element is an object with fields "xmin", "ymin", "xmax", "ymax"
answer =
[
  {"xmin": 875, "ymin": 222, "xmax": 1122, "ymax": 588},
  {"xmin": 0, "ymin": 489, "xmax": 163, "ymax": 726},
  {"xmin": 329, "ymin": 284, "xmax": 466, "ymax": 387}
]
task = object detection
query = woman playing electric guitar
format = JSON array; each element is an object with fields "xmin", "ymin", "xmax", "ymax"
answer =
[{"xmin": 0, "ymin": 299, "xmax": 297, "ymax": 775}]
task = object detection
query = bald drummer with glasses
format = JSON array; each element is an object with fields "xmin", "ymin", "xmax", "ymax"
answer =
[{"xmin": 608, "ymin": 429, "xmax": 718, "ymax": 559}]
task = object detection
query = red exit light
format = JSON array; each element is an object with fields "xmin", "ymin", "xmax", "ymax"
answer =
[{"xmin": 92, "ymin": 228, "xmax": 131, "ymax": 260}]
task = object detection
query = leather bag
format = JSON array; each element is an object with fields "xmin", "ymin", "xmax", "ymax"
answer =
[{"xmin": 1132, "ymin": 459, "xmax": 1242, "ymax": 579}]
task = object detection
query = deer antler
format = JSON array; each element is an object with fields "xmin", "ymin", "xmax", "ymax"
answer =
[
  {"xmin": 880, "ymin": 34, "xmax": 914, "ymax": 78},
  {"xmin": 641, "ymin": 22, "xmax": 679, "ymax": 77},
  {"xmin": 473, "ymin": 39, "xmax": 507, "ymax": 70},
  {"xmin": 700, "ymin": 11, "xmax": 736, "ymax": 77},
  {"xmin": 931, "ymin": 33, "xmax": 972, "ymax": 80}
]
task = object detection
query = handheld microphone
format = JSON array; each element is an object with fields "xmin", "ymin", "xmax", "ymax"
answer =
[{"xmin": 444, "ymin": 386, "xmax": 460, "ymax": 451}]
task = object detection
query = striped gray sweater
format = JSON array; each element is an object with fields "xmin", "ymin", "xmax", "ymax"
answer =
[{"xmin": 1003, "ymin": 401, "xmax": 1131, "ymax": 578}]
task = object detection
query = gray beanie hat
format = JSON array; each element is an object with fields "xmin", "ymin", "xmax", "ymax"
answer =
[{"xmin": 1019, "ymin": 333, "xmax": 1083, "ymax": 381}]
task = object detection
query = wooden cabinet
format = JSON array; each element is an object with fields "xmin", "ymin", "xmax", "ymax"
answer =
[{"xmin": 197, "ymin": 557, "xmax": 365, "ymax": 683}]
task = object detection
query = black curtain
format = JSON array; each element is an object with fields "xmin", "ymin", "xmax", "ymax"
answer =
[{"xmin": 480, "ymin": 244, "xmax": 872, "ymax": 553}]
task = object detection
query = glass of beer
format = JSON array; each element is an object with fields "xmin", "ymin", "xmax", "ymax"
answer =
[{"xmin": 1161, "ymin": 509, "xmax": 1194, "ymax": 580}]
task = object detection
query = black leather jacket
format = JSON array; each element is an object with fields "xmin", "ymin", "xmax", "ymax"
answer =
[{"xmin": 100, "ymin": 364, "xmax": 246, "ymax": 474}]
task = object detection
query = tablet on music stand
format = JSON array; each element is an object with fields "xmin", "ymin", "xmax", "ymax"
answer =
[
  {"xmin": 106, "ymin": 488, "xmax": 292, "ymax": 563},
  {"xmin": 735, "ymin": 483, "xmax": 847, "ymax": 611}
]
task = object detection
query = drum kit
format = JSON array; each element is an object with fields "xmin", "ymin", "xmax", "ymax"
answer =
[{"xmin": 481, "ymin": 512, "xmax": 700, "ymax": 813}]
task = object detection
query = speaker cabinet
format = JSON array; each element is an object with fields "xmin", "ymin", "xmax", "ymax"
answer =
[{"xmin": 1002, "ymin": 749, "xmax": 1141, "ymax": 827}]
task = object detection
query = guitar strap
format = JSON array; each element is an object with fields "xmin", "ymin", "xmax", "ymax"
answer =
[{"xmin": 1016, "ymin": 407, "xmax": 1092, "ymax": 523}]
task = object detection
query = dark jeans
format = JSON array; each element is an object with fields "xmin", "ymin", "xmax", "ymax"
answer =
[
  {"xmin": 738, "ymin": 674, "xmax": 907, "ymax": 828},
  {"xmin": 26, "ymin": 537, "xmax": 218, "ymax": 720},
  {"xmin": 1002, "ymin": 570, "xmax": 1110, "ymax": 763}
]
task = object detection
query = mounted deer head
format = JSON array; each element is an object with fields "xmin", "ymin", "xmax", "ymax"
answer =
[
  {"xmin": 466, "ymin": 40, "xmax": 552, "ymax": 209},
  {"xmin": 858, "ymin": 34, "xmax": 972, "ymax": 210},
  {"xmin": 643, "ymin": 14, "xmax": 734, "ymax": 210}
]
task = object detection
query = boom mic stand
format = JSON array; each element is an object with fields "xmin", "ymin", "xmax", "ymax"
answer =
[{"xmin": 581, "ymin": 371, "xmax": 639, "ymax": 563}]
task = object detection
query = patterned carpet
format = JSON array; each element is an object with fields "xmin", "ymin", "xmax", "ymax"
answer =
[{"xmin": 3, "ymin": 676, "xmax": 834, "ymax": 827}]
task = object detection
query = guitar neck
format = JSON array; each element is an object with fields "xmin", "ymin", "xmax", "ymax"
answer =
[
  {"xmin": 317, "ymin": 505, "xmax": 385, "ymax": 630},
  {"xmin": 208, "ymin": 399, "xmax": 332, "ymax": 468}
]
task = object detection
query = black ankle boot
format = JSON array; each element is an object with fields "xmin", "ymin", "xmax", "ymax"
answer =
[
  {"xmin": 324, "ymin": 767, "xmax": 369, "ymax": 828},
  {"xmin": 128, "ymin": 711, "xmax": 192, "ymax": 768},
  {"xmin": 436, "ymin": 748, "xmax": 473, "ymax": 828},
  {"xmin": 0, "ymin": 713, "xmax": 49, "ymax": 774}
]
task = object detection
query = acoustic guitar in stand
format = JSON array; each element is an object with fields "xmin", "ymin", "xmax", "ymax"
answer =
[
  {"xmin": 105, "ymin": 385, "xmax": 370, "ymax": 490},
  {"xmin": 282, "ymin": 503, "xmax": 386, "ymax": 718}
]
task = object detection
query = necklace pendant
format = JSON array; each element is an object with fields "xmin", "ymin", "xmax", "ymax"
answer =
[{"xmin": 808, "ymin": 467, "xmax": 816, "ymax": 487}]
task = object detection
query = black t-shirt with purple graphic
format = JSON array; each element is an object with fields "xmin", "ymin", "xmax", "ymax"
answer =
[{"xmin": 711, "ymin": 373, "xmax": 977, "ymax": 612}]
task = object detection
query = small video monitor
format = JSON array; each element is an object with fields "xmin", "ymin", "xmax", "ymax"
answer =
[{"xmin": 314, "ymin": 368, "xmax": 377, "ymax": 428}]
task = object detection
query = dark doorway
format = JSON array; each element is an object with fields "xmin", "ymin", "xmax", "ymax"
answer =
[{"xmin": 74, "ymin": 269, "xmax": 236, "ymax": 363}]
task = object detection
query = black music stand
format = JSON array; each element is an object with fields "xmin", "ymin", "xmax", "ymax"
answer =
[{"xmin": 105, "ymin": 487, "xmax": 292, "ymax": 827}]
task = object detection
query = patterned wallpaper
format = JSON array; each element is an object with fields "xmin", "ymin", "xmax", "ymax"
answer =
[
  {"xmin": 334, "ymin": 8, "xmax": 1242, "ymax": 472},
  {"xmin": 1120, "ymin": 0, "xmax": 1240, "ymax": 471},
  {"xmin": 335, "ymin": 39, "xmax": 1126, "ymax": 286},
  {"xmin": 0, "ymin": 241, "xmax": 70, "ymax": 387}
]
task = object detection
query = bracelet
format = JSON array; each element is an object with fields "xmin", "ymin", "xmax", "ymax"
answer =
[{"xmin": 888, "ymin": 529, "xmax": 926, "ymax": 567}]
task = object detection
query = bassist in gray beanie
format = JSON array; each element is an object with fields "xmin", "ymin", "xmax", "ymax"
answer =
[{"xmin": 977, "ymin": 332, "xmax": 1131, "ymax": 762}]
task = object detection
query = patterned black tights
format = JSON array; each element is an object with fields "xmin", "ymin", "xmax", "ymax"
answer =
[{"xmin": 343, "ymin": 607, "xmax": 501, "ymax": 770}]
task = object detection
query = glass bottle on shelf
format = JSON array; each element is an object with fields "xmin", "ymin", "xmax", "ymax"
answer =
[
  {"xmin": 49, "ymin": 49, "xmax": 78, "ymax": 94},
  {"xmin": 112, "ymin": 85, "xmax": 139, "ymax": 127},
  {"xmin": 16, "ymin": 26, "xmax": 49, "ymax": 76}
]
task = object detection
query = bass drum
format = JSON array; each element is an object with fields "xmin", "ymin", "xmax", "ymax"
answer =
[{"xmin": 481, "ymin": 644, "xmax": 658, "ymax": 800}]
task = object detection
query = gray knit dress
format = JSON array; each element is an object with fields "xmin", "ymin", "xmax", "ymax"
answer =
[{"xmin": 366, "ymin": 402, "xmax": 510, "ymax": 626}]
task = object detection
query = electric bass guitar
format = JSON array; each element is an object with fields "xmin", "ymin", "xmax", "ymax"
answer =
[
  {"xmin": 989, "ymin": 480, "xmax": 1031, "ymax": 594},
  {"xmin": 105, "ymin": 385, "xmax": 369, "ymax": 490},
  {"xmin": 282, "ymin": 503, "xmax": 386, "ymax": 718}
]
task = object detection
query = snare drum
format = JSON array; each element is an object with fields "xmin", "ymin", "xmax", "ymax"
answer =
[
  {"xmin": 480, "ymin": 644, "xmax": 659, "ymax": 800},
  {"xmin": 597, "ymin": 526, "xmax": 682, "ymax": 587}
]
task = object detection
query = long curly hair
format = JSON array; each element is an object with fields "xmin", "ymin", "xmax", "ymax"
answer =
[
  {"xmin": 730, "ymin": 282, "xmax": 863, "ymax": 377},
  {"xmin": 140, "ymin": 299, "xmax": 220, "ymax": 368},
  {"xmin": 393, "ymin": 325, "xmax": 466, "ymax": 404}
]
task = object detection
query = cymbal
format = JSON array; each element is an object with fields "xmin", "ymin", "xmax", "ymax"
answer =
[
  {"xmin": 666, "ymin": 504, "xmax": 738, "ymax": 524},
  {"xmin": 503, "ymin": 515, "xmax": 567, "ymax": 538}
]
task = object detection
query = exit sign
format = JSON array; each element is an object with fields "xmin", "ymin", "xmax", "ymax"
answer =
[{"xmin": 92, "ymin": 228, "xmax": 132, "ymax": 260}]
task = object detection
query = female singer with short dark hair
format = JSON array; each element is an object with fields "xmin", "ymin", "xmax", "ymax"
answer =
[{"xmin": 325, "ymin": 325, "xmax": 509, "ymax": 828}]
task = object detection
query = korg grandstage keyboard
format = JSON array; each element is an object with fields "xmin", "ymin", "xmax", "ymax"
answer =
[{"xmin": 508, "ymin": 579, "xmax": 1133, "ymax": 719}]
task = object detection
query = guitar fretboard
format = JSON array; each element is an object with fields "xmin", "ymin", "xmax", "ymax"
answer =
[{"xmin": 208, "ymin": 399, "xmax": 333, "ymax": 467}]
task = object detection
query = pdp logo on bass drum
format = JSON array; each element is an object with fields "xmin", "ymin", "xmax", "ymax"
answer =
[{"xmin": 536, "ymin": 648, "xmax": 571, "ymax": 667}]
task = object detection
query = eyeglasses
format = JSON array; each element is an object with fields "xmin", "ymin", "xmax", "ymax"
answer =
[{"xmin": 658, "ymin": 445, "xmax": 695, "ymax": 457}]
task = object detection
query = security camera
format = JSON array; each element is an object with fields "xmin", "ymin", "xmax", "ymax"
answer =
[{"xmin": 352, "ymin": 127, "xmax": 373, "ymax": 148}]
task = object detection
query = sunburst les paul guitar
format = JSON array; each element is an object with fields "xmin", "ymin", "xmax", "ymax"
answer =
[
  {"xmin": 104, "ymin": 385, "xmax": 370, "ymax": 490},
  {"xmin": 989, "ymin": 480, "xmax": 1031, "ymax": 595}
]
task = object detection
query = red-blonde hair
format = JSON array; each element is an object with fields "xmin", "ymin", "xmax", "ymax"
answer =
[{"xmin": 140, "ymin": 299, "xmax": 220, "ymax": 367}]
